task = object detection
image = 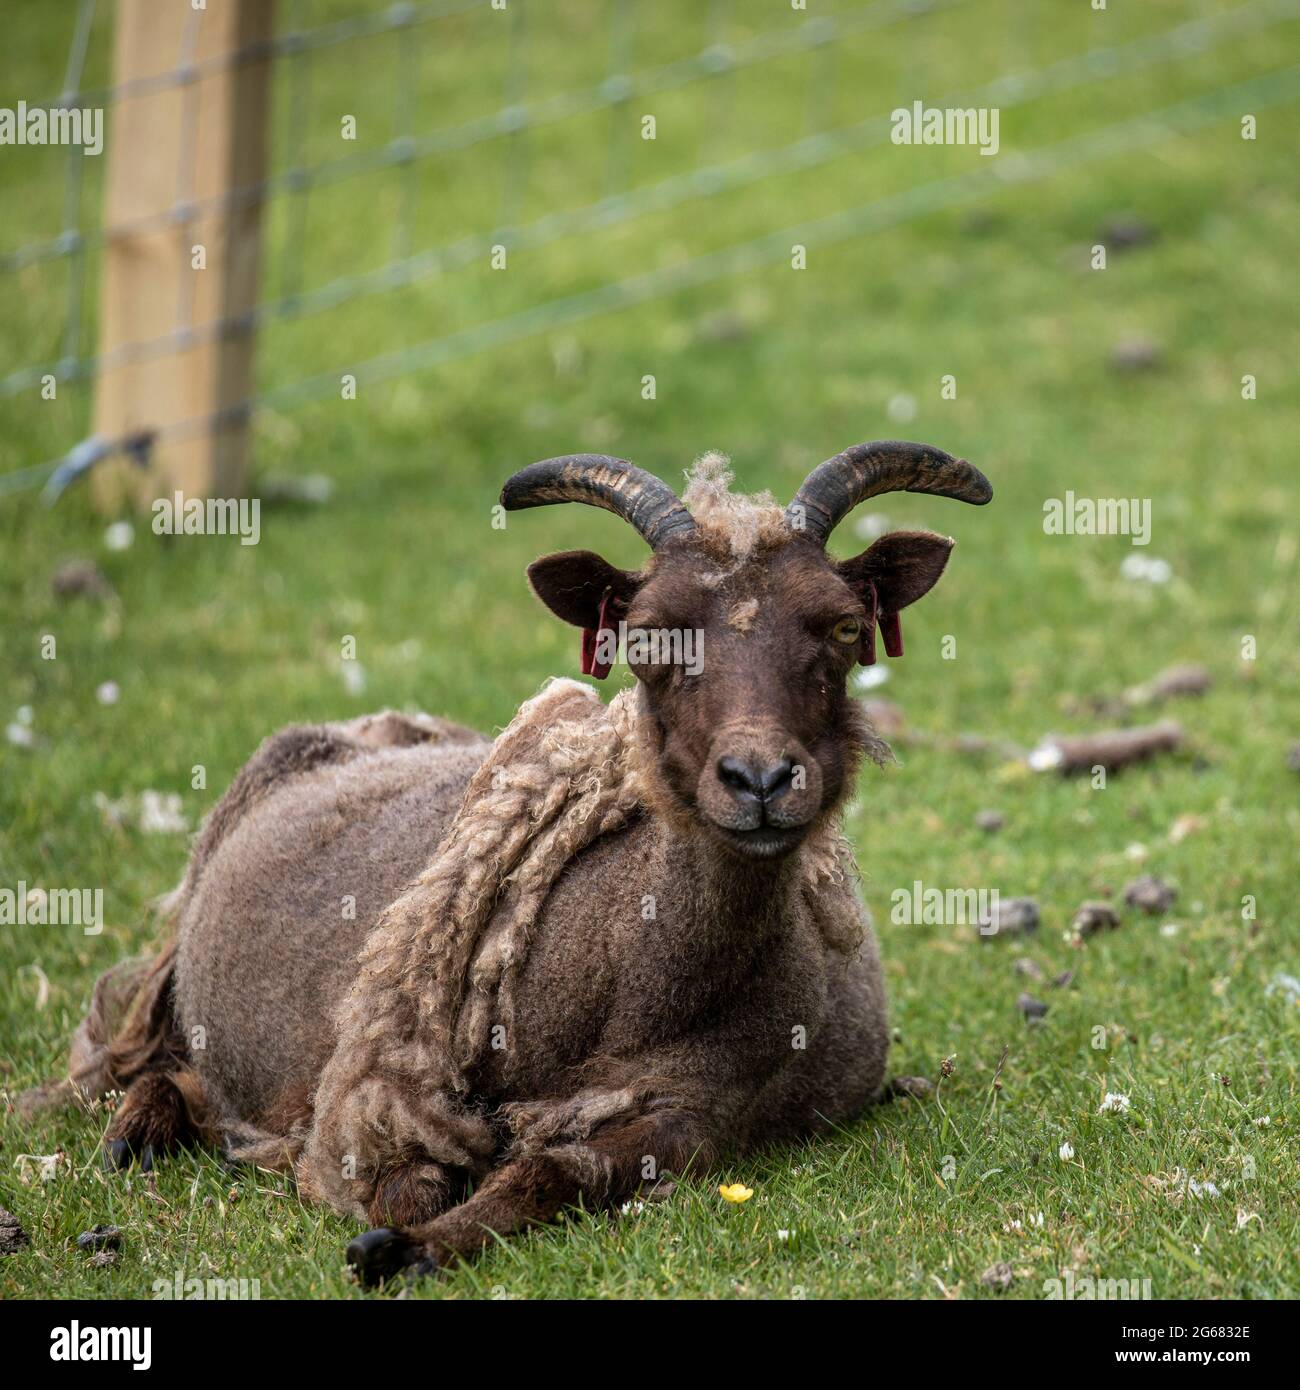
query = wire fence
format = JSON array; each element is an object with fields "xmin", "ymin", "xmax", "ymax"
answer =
[{"xmin": 3, "ymin": 0, "xmax": 1299, "ymax": 500}]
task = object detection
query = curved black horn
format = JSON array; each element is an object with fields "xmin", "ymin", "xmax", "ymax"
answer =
[
  {"xmin": 500, "ymin": 454, "xmax": 696, "ymax": 549},
  {"xmin": 785, "ymin": 440, "xmax": 992, "ymax": 546}
]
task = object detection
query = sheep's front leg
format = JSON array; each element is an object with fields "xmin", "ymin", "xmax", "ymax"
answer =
[
  {"xmin": 346, "ymin": 1109, "xmax": 713, "ymax": 1287},
  {"xmin": 367, "ymin": 1159, "xmax": 464, "ymax": 1228}
]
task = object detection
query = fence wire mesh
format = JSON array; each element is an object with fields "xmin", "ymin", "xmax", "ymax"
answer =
[{"xmin": 3, "ymin": 0, "xmax": 1299, "ymax": 498}]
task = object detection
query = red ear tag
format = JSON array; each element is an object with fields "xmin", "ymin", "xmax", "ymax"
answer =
[
  {"xmin": 859, "ymin": 581, "xmax": 878, "ymax": 666},
  {"xmin": 879, "ymin": 610, "xmax": 904, "ymax": 659},
  {"xmin": 581, "ymin": 591, "xmax": 616, "ymax": 680}
]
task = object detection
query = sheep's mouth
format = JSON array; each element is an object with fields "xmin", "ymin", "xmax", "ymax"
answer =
[{"xmin": 711, "ymin": 822, "xmax": 806, "ymax": 861}]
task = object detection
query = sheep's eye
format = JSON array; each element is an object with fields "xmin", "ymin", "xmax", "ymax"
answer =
[{"xmin": 831, "ymin": 617, "xmax": 861, "ymax": 645}]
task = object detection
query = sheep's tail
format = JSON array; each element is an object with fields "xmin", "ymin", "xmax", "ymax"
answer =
[{"xmin": 17, "ymin": 892, "xmax": 186, "ymax": 1121}]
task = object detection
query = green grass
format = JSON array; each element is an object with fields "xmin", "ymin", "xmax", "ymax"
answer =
[{"xmin": 1, "ymin": 0, "xmax": 1297, "ymax": 1299}]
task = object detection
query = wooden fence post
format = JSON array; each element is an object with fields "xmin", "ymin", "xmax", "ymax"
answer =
[{"xmin": 92, "ymin": 0, "xmax": 274, "ymax": 513}]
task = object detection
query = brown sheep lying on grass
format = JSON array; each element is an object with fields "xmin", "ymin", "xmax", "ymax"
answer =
[{"xmin": 25, "ymin": 441, "xmax": 991, "ymax": 1284}]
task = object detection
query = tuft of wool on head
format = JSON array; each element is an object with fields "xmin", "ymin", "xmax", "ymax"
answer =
[{"xmin": 680, "ymin": 452, "xmax": 789, "ymax": 561}]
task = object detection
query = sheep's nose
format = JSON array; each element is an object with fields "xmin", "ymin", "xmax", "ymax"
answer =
[{"xmin": 717, "ymin": 755, "xmax": 795, "ymax": 803}]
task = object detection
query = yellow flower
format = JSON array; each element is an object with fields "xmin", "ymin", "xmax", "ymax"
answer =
[{"xmin": 718, "ymin": 1183, "xmax": 754, "ymax": 1204}]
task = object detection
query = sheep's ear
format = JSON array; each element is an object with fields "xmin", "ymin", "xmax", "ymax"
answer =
[
  {"xmin": 838, "ymin": 530, "xmax": 955, "ymax": 613},
  {"xmin": 526, "ymin": 550, "xmax": 642, "ymax": 629},
  {"xmin": 836, "ymin": 531, "xmax": 955, "ymax": 661}
]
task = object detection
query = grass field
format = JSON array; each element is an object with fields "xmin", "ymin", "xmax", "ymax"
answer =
[{"xmin": 1, "ymin": 0, "xmax": 1297, "ymax": 1299}]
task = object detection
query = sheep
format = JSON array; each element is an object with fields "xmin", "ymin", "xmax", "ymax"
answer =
[{"xmin": 24, "ymin": 440, "xmax": 991, "ymax": 1284}]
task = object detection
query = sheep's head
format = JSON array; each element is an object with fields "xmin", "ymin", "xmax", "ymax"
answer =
[{"xmin": 502, "ymin": 443, "xmax": 991, "ymax": 862}]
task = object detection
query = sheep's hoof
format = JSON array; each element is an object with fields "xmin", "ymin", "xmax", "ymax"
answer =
[
  {"xmin": 346, "ymin": 1227, "xmax": 437, "ymax": 1288},
  {"xmin": 102, "ymin": 1139, "xmax": 132, "ymax": 1172},
  {"xmin": 102, "ymin": 1137, "xmax": 160, "ymax": 1172}
]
